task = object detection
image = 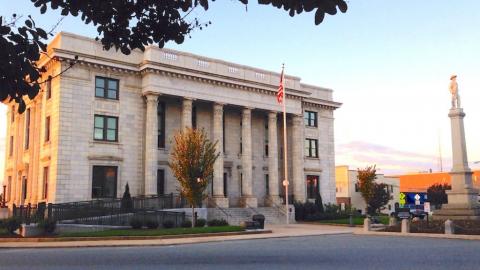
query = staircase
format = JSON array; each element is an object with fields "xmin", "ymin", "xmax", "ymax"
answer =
[{"xmin": 207, "ymin": 206, "xmax": 294, "ymax": 225}]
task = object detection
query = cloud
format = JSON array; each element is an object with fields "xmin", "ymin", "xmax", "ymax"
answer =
[{"xmin": 335, "ymin": 141, "xmax": 451, "ymax": 175}]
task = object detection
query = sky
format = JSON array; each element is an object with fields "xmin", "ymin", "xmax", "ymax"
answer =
[{"xmin": 1, "ymin": 1, "xmax": 480, "ymax": 183}]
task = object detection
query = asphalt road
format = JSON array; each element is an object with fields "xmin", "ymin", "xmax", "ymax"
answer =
[{"xmin": 1, "ymin": 235, "xmax": 480, "ymax": 270}]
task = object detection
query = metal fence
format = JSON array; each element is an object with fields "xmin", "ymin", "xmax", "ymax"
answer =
[{"xmin": 11, "ymin": 193, "xmax": 189, "ymax": 226}]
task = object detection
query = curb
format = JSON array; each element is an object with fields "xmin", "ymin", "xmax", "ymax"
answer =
[
  {"xmin": 0, "ymin": 230, "xmax": 271, "ymax": 243},
  {"xmin": 354, "ymin": 230, "xmax": 480, "ymax": 241}
]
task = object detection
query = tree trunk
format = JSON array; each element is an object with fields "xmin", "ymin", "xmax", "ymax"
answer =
[{"xmin": 191, "ymin": 205, "xmax": 195, "ymax": 228}]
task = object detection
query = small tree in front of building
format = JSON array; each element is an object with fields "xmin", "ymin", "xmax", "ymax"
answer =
[
  {"xmin": 357, "ymin": 165, "xmax": 391, "ymax": 216},
  {"xmin": 169, "ymin": 128, "xmax": 219, "ymax": 227},
  {"xmin": 427, "ymin": 183, "xmax": 451, "ymax": 209}
]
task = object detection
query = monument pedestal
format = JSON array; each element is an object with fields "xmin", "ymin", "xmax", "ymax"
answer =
[
  {"xmin": 240, "ymin": 196, "xmax": 258, "ymax": 208},
  {"xmin": 433, "ymin": 107, "xmax": 480, "ymax": 220},
  {"xmin": 209, "ymin": 196, "xmax": 229, "ymax": 208}
]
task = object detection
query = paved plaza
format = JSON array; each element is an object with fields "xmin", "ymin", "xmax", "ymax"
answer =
[{"xmin": 2, "ymin": 234, "xmax": 480, "ymax": 270}]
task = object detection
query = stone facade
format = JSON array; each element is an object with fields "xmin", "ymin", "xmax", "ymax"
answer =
[{"xmin": 3, "ymin": 32, "xmax": 341, "ymax": 208}]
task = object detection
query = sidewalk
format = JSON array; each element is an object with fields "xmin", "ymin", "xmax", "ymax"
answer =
[{"xmin": 0, "ymin": 224, "xmax": 356, "ymax": 249}]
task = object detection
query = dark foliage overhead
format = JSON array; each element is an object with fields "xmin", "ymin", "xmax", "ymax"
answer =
[{"xmin": 1, "ymin": 0, "xmax": 347, "ymax": 112}]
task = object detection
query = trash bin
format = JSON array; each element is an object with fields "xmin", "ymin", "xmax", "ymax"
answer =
[{"xmin": 252, "ymin": 214, "xmax": 265, "ymax": 229}]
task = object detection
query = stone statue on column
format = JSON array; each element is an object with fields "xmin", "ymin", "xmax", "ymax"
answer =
[
  {"xmin": 433, "ymin": 75, "xmax": 480, "ymax": 220},
  {"xmin": 449, "ymin": 75, "xmax": 460, "ymax": 108}
]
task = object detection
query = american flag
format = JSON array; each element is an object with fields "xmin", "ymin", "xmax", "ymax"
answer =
[{"xmin": 277, "ymin": 68, "xmax": 284, "ymax": 104}]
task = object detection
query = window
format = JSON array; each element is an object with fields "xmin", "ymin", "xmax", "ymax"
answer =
[
  {"xmin": 95, "ymin": 76, "xmax": 119, "ymax": 100},
  {"xmin": 25, "ymin": 108, "xmax": 30, "ymax": 149},
  {"xmin": 305, "ymin": 139, "xmax": 318, "ymax": 158},
  {"xmin": 45, "ymin": 116, "xmax": 51, "ymax": 142},
  {"xmin": 239, "ymin": 118, "xmax": 242, "ymax": 154},
  {"xmin": 157, "ymin": 169, "xmax": 165, "ymax": 195},
  {"xmin": 9, "ymin": 136, "xmax": 13, "ymax": 157},
  {"xmin": 304, "ymin": 111, "xmax": 317, "ymax": 127},
  {"xmin": 92, "ymin": 166, "xmax": 118, "ymax": 198},
  {"xmin": 157, "ymin": 101, "xmax": 165, "ymax": 148},
  {"xmin": 355, "ymin": 183, "xmax": 359, "ymax": 192},
  {"xmin": 265, "ymin": 174, "xmax": 269, "ymax": 196},
  {"xmin": 192, "ymin": 105, "xmax": 197, "ymax": 129},
  {"xmin": 240, "ymin": 173, "xmax": 243, "ymax": 196},
  {"xmin": 43, "ymin": 167, "xmax": 49, "ymax": 199},
  {"xmin": 222, "ymin": 111, "xmax": 226, "ymax": 153},
  {"xmin": 22, "ymin": 176, "xmax": 27, "ymax": 200},
  {"xmin": 94, "ymin": 115, "xmax": 118, "ymax": 142},
  {"xmin": 46, "ymin": 79, "xmax": 52, "ymax": 100},
  {"xmin": 306, "ymin": 175, "xmax": 319, "ymax": 199},
  {"xmin": 264, "ymin": 117, "xmax": 269, "ymax": 156},
  {"xmin": 223, "ymin": 172, "xmax": 228, "ymax": 196}
]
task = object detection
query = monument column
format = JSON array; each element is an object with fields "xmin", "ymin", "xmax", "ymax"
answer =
[
  {"xmin": 212, "ymin": 103, "xmax": 229, "ymax": 208},
  {"xmin": 182, "ymin": 98, "xmax": 193, "ymax": 129},
  {"xmin": 292, "ymin": 114, "xmax": 306, "ymax": 202},
  {"xmin": 144, "ymin": 93, "xmax": 160, "ymax": 195},
  {"xmin": 240, "ymin": 107, "xmax": 257, "ymax": 207},
  {"xmin": 266, "ymin": 111, "xmax": 281, "ymax": 205},
  {"xmin": 434, "ymin": 75, "xmax": 480, "ymax": 220}
]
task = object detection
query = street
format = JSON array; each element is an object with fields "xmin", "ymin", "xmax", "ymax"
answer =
[{"xmin": 1, "ymin": 235, "xmax": 480, "ymax": 270}]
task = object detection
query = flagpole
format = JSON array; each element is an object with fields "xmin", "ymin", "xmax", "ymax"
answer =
[{"xmin": 281, "ymin": 64, "xmax": 289, "ymax": 225}]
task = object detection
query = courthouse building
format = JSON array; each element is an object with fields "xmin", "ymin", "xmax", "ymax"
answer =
[{"xmin": 3, "ymin": 32, "xmax": 341, "ymax": 208}]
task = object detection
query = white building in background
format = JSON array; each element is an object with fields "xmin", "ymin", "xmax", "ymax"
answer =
[
  {"xmin": 3, "ymin": 32, "xmax": 341, "ymax": 209},
  {"xmin": 335, "ymin": 165, "xmax": 399, "ymax": 214}
]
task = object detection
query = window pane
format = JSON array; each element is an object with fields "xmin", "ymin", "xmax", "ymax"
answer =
[
  {"xmin": 107, "ymin": 89, "xmax": 117, "ymax": 99},
  {"xmin": 106, "ymin": 129, "xmax": 116, "ymax": 141},
  {"xmin": 107, "ymin": 117, "xmax": 117, "ymax": 129},
  {"xmin": 95, "ymin": 87, "xmax": 104, "ymax": 97},
  {"xmin": 95, "ymin": 77, "xmax": 105, "ymax": 88},
  {"xmin": 94, "ymin": 116, "xmax": 104, "ymax": 128},
  {"xmin": 94, "ymin": 128, "xmax": 104, "ymax": 140},
  {"xmin": 107, "ymin": 79, "xmax": 118, "ymax": 90}
]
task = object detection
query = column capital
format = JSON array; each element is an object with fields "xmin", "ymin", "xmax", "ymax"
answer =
[
  {"xmin": 144, "ymin": 92, "xmax": 160, "ymax": 103},
  {"xmin": 213, "ymin": 103, "xmax": 224, "ymax": 114},
  {"xmin": 268, "ymin": 111, "xmax": 278, "ymax": 119}
]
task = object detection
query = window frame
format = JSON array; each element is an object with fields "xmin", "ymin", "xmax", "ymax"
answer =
[
  {"xmin": 157, "ymin": 169, "xmax": 165, "ymax": 195},
  {"xmin": 95, "ymin": 76, "xmax": 120, "ymax": 100},
  {"xmin": 305, "ymin": 138, "xmax": 319, "ymax": 158},
  {"xmin": 46, "ymin": 79, "xmax": 52, "ymax": 100},
  {"xmin": 304, "ymin": 110, "xmax": 318, "ymax": 127},
  {"xmin": 94, "ymin": 114, "xmax": 119, "ymax": 142},
  {"xmin": 306, "ymin": 175, "xmax": 320, "ymax": 199}
]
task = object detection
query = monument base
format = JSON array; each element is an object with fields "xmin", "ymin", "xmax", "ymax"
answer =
[
  {"xmin": 433, "ymin": 186, "xmax": 480, "ymax": 220},
  {"xmin": 432, "ymin": 207, "xmax": 480, "ymax": 221},
  {"xmin": 240, "ymin": 196, "xmax": 258, "ymax": 208}
]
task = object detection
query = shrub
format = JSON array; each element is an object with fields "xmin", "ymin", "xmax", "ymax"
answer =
[
  {"xmin": 181, "ymin": 220, "xmax": 192, "ymax": 228},
  {"xmin": 145, "ymin": 219, "xmax": 159, "ymax": 229},
  {"xmin": 207, "ymin": 219, "xmax": 229, "ymax": 227},
  {"xmin": 162, "ymin": 220, "xmax": 175, "ymax": 229},
  {"xmin": 37, "ymin": 219, "xmax": 57, "ymax": 234},
  {"xmin": 121, "ymin": 183, "xmax": 133, "ymax": 210},
  {"xmin": 4, "ymin": 217, "xmax": 21, "ymax": 234},
  {"xmin": 195, "ymin": 218, "xmax": 206, "ymax": 227},
  {"xmin": 129, "ymin": 217, "xmax": 143, "ymax": 229}
]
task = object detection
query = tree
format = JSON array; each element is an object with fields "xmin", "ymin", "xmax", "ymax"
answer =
[
  {"xmin": 1, "ymin": 0, "xmax": 347, "ymax": 112},
  {"xmin": 169, "ymin": 128, "xmax": 219, "ymax": 227},
  {"xmin": 121, "ymin": 183, "xmax": 133, "ymax": 211},
  {"xmin": 357, "ymin": 165, "xmax": 391, "ymax": 215},
  {"xmin": 427, "ymin": 183, "xmax": 451, "ymax": 209}
]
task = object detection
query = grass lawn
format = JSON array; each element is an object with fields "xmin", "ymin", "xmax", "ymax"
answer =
[
  {"xmin": 316, "ymin": 216, "xmax": 389, "ymax": 226},
  {"xmin": 59, "ymin": 226, "xmax": 243, "ymax": 238}
]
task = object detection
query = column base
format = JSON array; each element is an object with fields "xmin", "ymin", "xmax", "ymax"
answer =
[
  {"xmin": 209, "ymin": 196, "xmax": 229, "ymax": 208},
  {"xmin": 240, "ymin": 196, "xmax": 258, "ymax": 208},
  {"xmin": 265, "ymin": 196, "xmax": 283, "ymax": 206}
]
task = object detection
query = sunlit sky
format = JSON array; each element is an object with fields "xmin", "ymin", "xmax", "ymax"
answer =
[{"xmin": 2, "ymin": 1, "xmax": 480, "ymax": 184}]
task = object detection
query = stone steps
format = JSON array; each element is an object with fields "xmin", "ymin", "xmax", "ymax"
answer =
[{"xmin": 207, "ymin": 207, "xmax": 294, "ymax": 225}]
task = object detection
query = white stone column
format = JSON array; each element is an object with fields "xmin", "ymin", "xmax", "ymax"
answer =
[
  {"xmin": 266, "ymin": 111, "xmax": 281, "ymax": 205},
  {"xmin": 212, "ymin": 103, "xmax": 229, "ymax": 208},
  {"xmin": 292, "ymin": 114, "xmax": 306, "ymax": 202},
  {"xmin": 144, "ymin": 93, "xmax": 159, "ymax": 195},
  {"xmin": 182, "ymin": 98, "xmax": 193, "ymax": 129},
  {"xmin": 240, "ymin": 107, "xmax": 257, "ymax": 207}
]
